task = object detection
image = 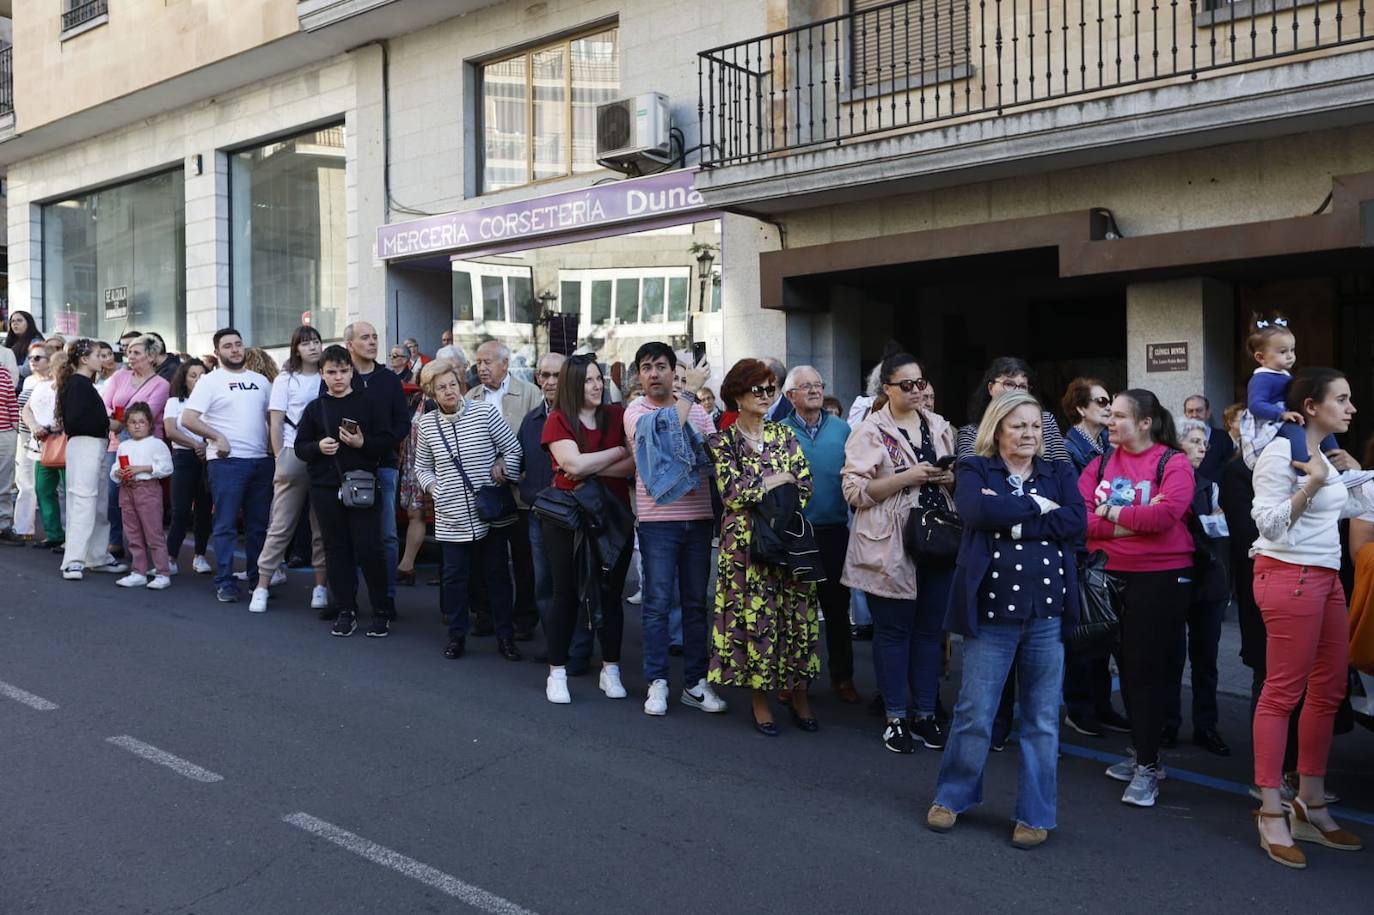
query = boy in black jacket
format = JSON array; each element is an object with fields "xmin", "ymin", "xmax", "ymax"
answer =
[{"xmin": 294, "ymin": 345, "xmax": 396, "ymax": 637}]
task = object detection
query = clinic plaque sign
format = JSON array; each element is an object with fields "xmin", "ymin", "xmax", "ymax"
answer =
[
  {"xmin": 1145, "ymin": 342, "xmax": 1189, "ymax": 373},
  {"xmin": 376, "ymin": 169, "xmax": 708, "ymax": 260}
]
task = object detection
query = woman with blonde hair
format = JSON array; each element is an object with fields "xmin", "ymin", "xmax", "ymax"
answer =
[{"xmin": 927, "ymin": 391, "xmax": 1085, "ymax": 848}]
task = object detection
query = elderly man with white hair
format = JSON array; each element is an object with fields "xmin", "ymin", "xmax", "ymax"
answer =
[{"xmin": 466, "ymin": 339, "xmax": 543, "ymax": 639}]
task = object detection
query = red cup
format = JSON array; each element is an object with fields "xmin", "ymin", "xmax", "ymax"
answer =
[
  {"xmin": 113, "ymin": 405, "xmax": 125, "ymax": 421},
  {"xmin": 119, "ymin": 455, "xmax": 130, "ymax": 470}
]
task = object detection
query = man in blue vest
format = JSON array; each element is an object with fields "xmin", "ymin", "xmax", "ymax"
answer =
[{"xmin": 781, "ymin": 365, "xmax": 859, "ymax": 702}]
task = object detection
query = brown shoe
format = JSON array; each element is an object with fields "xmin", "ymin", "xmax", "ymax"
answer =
[
  {"xmin": 833, "ymin": 679, "xmax": 861, "ymax": 704},
  {"xmin": 1291, "ymin": 797, "xmax": 1363, "ymax": 851},
  {"xmin": 1254, "ymin": 810, "xmax": 1307, "ymax": 868},
  {"xmin": 1011, "ymin": 823, "xmax": 1048, "ymax": 849},
  {"xmin": 926, "ymin": 804, "xmax": 956, "ymax": 833}
]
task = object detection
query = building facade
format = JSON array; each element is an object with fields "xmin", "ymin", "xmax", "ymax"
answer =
[{"xmin": 0, "ymin": 0, "xmax": 1370, "ymax": 436}]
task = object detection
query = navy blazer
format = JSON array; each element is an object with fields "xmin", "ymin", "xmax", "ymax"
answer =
[{"xmin": 945, "ymin": 454, "xmax": 1088, "ymax": 639}]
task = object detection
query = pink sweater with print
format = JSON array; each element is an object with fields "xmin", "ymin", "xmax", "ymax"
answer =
[{"xmin": 1078, "ymin": 442, "xmax": 1195, "ymax": 573}]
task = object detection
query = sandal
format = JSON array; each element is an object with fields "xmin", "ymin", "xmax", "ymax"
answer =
[
  {"xmin": 1291, "ymin": 797, "xmax": 1363, "ymax": 851},
  {"xmin": 1253, "ymin": 809, "xmax": 1306, "ymax": 869}
]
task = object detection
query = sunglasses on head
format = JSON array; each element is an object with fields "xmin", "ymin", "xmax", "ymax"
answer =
[
  {"xmin": 885, "ymin": 378, "xmax": 929, "ymax": 393},
  {"xmin": 748, "ymin": 384, "xmax": 777, "ymax": 399}
]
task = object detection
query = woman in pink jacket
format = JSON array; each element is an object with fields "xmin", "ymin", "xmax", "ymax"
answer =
[{"xmin": 1078, "ymin": 389, "xmax": 1194, "ymax": 809}]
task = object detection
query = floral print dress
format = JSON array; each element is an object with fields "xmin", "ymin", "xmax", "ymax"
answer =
[{"xmin": 707, "ymin": 421, "xmax": 821, "ymax": 690}]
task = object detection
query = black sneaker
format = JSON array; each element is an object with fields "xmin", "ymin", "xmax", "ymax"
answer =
[
  {"xmin": 1098, "ymin": 708, "xmax": 1132, "ymax": 733},
  {"xmin": 911, "ymin": 715, "xmax": 947, "ymax": 750},
  {"xmin": 367, "ymin": 617, "xmax": 390, "ymax": 638},
  {"xmin": 1065, "ymin": 712, "xmax": 1106, "ymax": 737},
  {"xmin": 331, "ymin": 611, "xmax": 357, "ymax": 637},
  {"xmin": 883, "ymin": 718, "xmax": 913, "ymax": 754}
]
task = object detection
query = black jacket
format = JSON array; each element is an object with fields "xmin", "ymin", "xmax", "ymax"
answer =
[
  {"xmin": 58, "ymin": 373, "xmax": 110, "ymax": 440},
  {"xmin": 751, "ymin": 482, "xmax": 825, "ymax": 584},
  {"xmin": 350, "ymin": 365, "xmax": 410, "ymax": 469},
  {"xmin": 295, "ymin": 390, "xmax": 395, "ymax": 488},
  {"xmin": 1195, "ymin": 426, "xmax": 1235, "ymax": 484}
]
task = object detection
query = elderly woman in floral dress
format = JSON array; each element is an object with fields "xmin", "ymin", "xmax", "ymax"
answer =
[{"xmin": 708, "ymin": 358, "xmax": 820, "ymax": 736}]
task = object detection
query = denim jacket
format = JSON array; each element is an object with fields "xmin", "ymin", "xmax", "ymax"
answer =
[{"xmin": 634, "ymin": 405, "xmax": 713, "ymax": 505}]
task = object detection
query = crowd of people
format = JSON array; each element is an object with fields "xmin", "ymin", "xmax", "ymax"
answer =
[{"xmin": 1, "ymin": 309, "xmax": 1369, "ymax": 864}]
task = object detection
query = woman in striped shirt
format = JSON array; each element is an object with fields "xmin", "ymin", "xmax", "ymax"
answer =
[{"xmin": 412, "ymin": 358, "xmax": 523, "ymax": 662}]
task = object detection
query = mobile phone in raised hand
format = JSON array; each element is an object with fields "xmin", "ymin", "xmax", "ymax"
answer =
[{"xmin": 692, "ymin": 341, "xmax": 707, "ymax": 367}]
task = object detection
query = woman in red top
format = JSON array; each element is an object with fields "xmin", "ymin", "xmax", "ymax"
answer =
[
  {"xmin": 1077, "ymin": 389, "xmax": 1195, "ymax": 809},
  {"xmin": 541, "ymin": 354, "xmax": 636, "ymax": 704}
]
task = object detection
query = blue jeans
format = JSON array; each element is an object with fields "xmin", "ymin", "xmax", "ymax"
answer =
[
  {"xmin": 935, "ymin": 617, "xmax": 1064, "ymax": 830},
  {"xmin": 529, "ymin": 514, "xmax": 591, "ymax": 664},
  {"xmin": 638, "ymin": 519, "xmax": 712, "ymax": 686},
  {"xmin": 668, "ymin": 579, "xmax": 683, "ymax": 647},
  {"xmin": 378, "ymin": 467, "xmax": 399, "ymax": 598},
  {"xmin": 441, "ymin": 537, "xmax": 514, "ymax": 641},
  {"xmin": 851, "ymin": 590, "xmax": 873, "ymax": 626},
  {"xmin": 104, "ymin": 450, "xmax": 122, "ymax": 548},
  {"xmin": 207, "ymin": 457, "xmax": 274, "ymax": 591},
  {"xmin": 867, "ymin": 564, "xmax": 950, "ymax": 719}
]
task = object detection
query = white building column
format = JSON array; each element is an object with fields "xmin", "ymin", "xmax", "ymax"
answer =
[
  {"xmin": 719, "ymin": 213, "xmax": 787, "ymax": 373},
  {"xmin": 183, "ymin": 154, "xmax": 229, "ymax": 356},
  {"xmin": 1126, "ymin": 277, "xmax": 1234, "ymax": 417}
]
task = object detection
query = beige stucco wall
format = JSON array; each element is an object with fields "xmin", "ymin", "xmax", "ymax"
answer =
[{"xmin": 11, "ymin": 0, "xmax": 299, "ymax": 131}]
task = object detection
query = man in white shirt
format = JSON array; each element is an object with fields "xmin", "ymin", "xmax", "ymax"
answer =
[
  {"xmin": 465, "ymin": 340, "xmax": 542, "ymax": 639},
  {"xmin": 180, "ymin": 327, "xmax": 273, "ymax": 603}
]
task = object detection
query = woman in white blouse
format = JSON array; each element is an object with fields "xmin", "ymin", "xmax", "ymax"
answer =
[{"xmin": 1248, "ymin": 367, "xmax": 1366, "ymax": 868}]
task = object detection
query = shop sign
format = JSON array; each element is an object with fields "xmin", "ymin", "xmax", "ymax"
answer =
[
  {"xmin": 376, "ymin": 169, "xmax": 707, "ymax": 260},
  {"xmin": 1146, "ymin": 342, "xmax": 1189, "ymax": 373},
  {"xmin": 104, "ymin": 286, "xmax": 129, "ymax": 320},
  {"xmin": 56, "ymin": 311, "xmax": 80, "ymax": 336}
]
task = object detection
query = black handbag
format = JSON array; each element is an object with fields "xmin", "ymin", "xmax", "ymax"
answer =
[
  {"xmin": 1068, "ymin": 549, "xmax": 1122, "ymax": 653},
  {"xmin": 904, "ymin": 506, "xmax": 963, "ymax": 565},
  {"xmin": 435, "ymin": 414, "xmax": 517, "ymax": 523},
  {"xmin": 532, "ymin": 486, "xmax": 581, "ymax": 530}
]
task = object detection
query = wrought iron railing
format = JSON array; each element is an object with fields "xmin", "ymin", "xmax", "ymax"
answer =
[
  {"xmin": 62, "ymin": 0, "xmax": 108, "ymax": 32},
  {"xmin": 698, "ymin": 0, "xmax": 1374, "ymax": 166},
  {"xmin": 0, "ymin": 46, "xmax": 11, "ymax": 117}
]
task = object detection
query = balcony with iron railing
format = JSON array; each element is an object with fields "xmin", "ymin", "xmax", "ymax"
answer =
[
  {"xmin": 62, "ymin": 0, "xmax": 107, "ymax": 34},
  {"xmin": 0, "ymin": 44, "xmax": 11, "ymax": 118},
  {"xmin": 697, "ymin": 0, "xmax": 1374, "ymax": 169}
]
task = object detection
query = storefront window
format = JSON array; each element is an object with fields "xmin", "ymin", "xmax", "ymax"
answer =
[
  {"xmin": 42, "ymin": 170, "xmax": 186, "ymax": 348},
  {"xmin": 230, "ymin": 125, "xmax": 346, "ymax": 347},
  {"xmin": 480, "ymin": 28, "xmax": 620, "ymax": 192}
]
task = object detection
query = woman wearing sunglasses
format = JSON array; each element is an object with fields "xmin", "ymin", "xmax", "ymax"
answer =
[
  {"xmin": 843, "ymin": 352, "xmax": 956, "ymax": 753},
  {"xmin": 708, "ymin": 358, "xmax": 820, "ymax": 734},
  {"xmin": 1062, "ymin": 378, "xmax": 1112, "ymax": 475}
]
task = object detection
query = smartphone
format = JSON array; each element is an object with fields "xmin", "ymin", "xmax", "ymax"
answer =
[
  {"xmin": 340, "ymin": 418, "xmax": 360, "ymax": 436},
  {"xmin": 692, "ymin": 341, "xmax": 707, "ymax": 367},
  {"xmin": 936, "ymin": 454, "xmax": 957, "ymax": 470}
]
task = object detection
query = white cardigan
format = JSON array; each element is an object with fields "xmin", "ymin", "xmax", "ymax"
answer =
[
  {"xmin": 1251, "ymin": 437, "xmax": 1374, "ymax": 571},
  {"xmin": 412, "ymin": 402, "xmax": 521, "ymax": 543}
]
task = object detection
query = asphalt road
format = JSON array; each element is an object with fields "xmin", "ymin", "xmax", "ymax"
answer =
[{"xmin": 2, "ymin": 548, "xmax": 1372, "ymax": 914}]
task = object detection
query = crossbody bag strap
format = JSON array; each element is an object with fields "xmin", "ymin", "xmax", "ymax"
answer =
[{"xmin": 435, "ymin": 413, "xmax": 478, "ymax": 493}]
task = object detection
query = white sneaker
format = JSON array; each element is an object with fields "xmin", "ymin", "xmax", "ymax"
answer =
[
  {"xmin": 192, "ymin": 555, "xmax": 212, "ymax": 574},
  {"xmin": 599, "ymin": 665, "xmax": 627, "ymax": 699},
  {"xmin": 167, "ymin": 561, "xmax": 178, "ymax": 576},
  {"xmin": 270, "ymin": 567, "xmax": 288, "ymax": 587},
  {"xmin": 91, "ymin": 561, "xmax": 129, "ymax": 575},
  {"xmin": 233, "ymin": 570, "xmax": 249, "ymax": 582},
  {"xmin": 310, "ymin": 585, "xmax": 330, "ymax": 610},
  {"xmin": 546, "ymin": 670, "xmax": 571, "ymax": 704},
  {"xmin": 626, "ymin": 590, "xmax": 643, "ymax": 605},
  {"xmin": 61, "ymin": 564, "xmax": 84, "ymax": 581},
  {"xmin": 146, "ymin": 575, "xmax": 172, "ymax": 591},
  {"xmin": 644, "ymin": 678, "xmax": 669, "ymax": 716},
  {"xmin": 682, "ymin": 678, "xmax": 728, "ymax": 713},
  {"xmin": 249, "ymin": 587, "xmax": 269, "ymax": 613},
  {"xmin": 116, "ymin": 572, "xmax": 149, "ymax": 588}
]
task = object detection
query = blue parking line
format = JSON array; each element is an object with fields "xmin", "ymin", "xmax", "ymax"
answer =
[{"xmin": 1059, "ymin": 742, "xmax": 1374, "ymax": 827}]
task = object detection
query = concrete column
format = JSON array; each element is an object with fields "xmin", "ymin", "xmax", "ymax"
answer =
[
  {"xmin": 184, "ymin": 153, "xmax": 229, "ymax": 356},
  {"xmin": 1126, "ymin": 277, "xmax": 1234, "ymax": 418},
  {"xmin": 351, "ymin": 45, "xmax": 387, "ymax": 338},
  {"xmin": 719, "ymin": 213, "xmax": 786, "ymax": 372}
]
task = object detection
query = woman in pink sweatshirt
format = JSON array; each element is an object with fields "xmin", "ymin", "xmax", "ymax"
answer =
[{"xmin": 1078, "ymin": 389, "xmax": 1195, "ymax": 809}]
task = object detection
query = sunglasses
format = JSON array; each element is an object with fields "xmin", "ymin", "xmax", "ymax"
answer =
[
  {"xmin": 884, "ymin": 378, "xmax": 930, "ymax": 393},
  {"xmin": 748, "ymin": 384, "xmax": 777, "ymax": 399},
  {"xmin": 1090, "ymin": 396, "xmax": 1111, "ymax": 408}
]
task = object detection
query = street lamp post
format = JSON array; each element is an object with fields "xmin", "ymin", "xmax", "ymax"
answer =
[
  {"xmin": 535, "ymin": 289, "xmax": 557, "ymax": 358},
  {"xmin": 692, "ymin": 246, "xmax": 715, "ymax": 352}
]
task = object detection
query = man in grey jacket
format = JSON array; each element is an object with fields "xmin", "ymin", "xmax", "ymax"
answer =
[{"xmin": 466, "ymin": 340, "xmax": 543, "ymax": 639}]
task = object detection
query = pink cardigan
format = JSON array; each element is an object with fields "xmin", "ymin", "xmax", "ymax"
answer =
[{"xmin": 101, "ymin": 368, "xmax": 171, "ymax": 447}]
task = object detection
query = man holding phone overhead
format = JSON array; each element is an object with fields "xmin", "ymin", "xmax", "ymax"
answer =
[{"xmin": 180, "ymin": 328, "xmax": 273, "ymax": 604}]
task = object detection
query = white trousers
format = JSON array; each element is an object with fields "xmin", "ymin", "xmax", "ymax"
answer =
[
  {"xmin": 61, "ymin": 435, "xmax": 116, "ymax": 570},
  {"xmin": 14, "ymin": 432, "xmax": 36, "ymax": 535}
]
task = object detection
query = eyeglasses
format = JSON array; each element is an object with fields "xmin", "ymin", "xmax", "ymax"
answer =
[
  {"xmin": 791, "ymin": 381, "xmax": 825, "ymax": 393},
  {"xmin": 884, "ymin": 378, "xmax": 929, "ymax": 393},
  {"xmin": 537, "ymin": 372, "xmax": 560, "ymax": 381},
  {"xmin": 390, "ymin": 352, "xmax": 407, "ymax": 359},
  {"xmin": 748, "ymin": 384, "xmax": 777, "ymax": 399},
  {"xmin": 994, "ymin": 378, "xmax": 1030, "ymax": 391},
  {"xmin": 1090, "ymin": 396, "xmax": 1111, "ymax": 408}
]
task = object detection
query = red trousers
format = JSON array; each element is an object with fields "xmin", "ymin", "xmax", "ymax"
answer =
[
  {"xmin": 1251, "ymin": 556, "xmax": 1349, "ymax": 787},
  {"xmin": 119, "ymin": 479, "xmax": 170, "ymax": 577}
]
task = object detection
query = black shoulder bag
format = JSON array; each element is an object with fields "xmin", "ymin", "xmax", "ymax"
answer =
[
  {"xmin": 435, "ymin": 413, "xmax": 517, "ymax": 523},
  {"xmin": 319, "ymin": 400, "xmax": 375, "ymax": 509},
  {"xmin": 893, "ymin": 422, "xmax": 962, "ymax": 565}
]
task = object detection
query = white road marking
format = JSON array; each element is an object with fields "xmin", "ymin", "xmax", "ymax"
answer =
[
  {"xmin": 105, "ymin": 736, "xmax": 225, "ymax": 783},
  {"xmin": 282, "ymin": 813, "xmax": 538, "ymax": 915},
  {"xmin": 0, "ymin": 679, "xmax": 58, "ymax": 710}
]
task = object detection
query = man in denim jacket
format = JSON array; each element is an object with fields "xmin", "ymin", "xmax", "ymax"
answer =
[{"xmin": 624, "ymin": 342, "xmax": 727, "ymax": 718}]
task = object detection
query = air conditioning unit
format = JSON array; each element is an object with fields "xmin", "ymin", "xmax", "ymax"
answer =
[{"xmin": 596, "ymin": 93, "xmax": 672, "ymax": 174}]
